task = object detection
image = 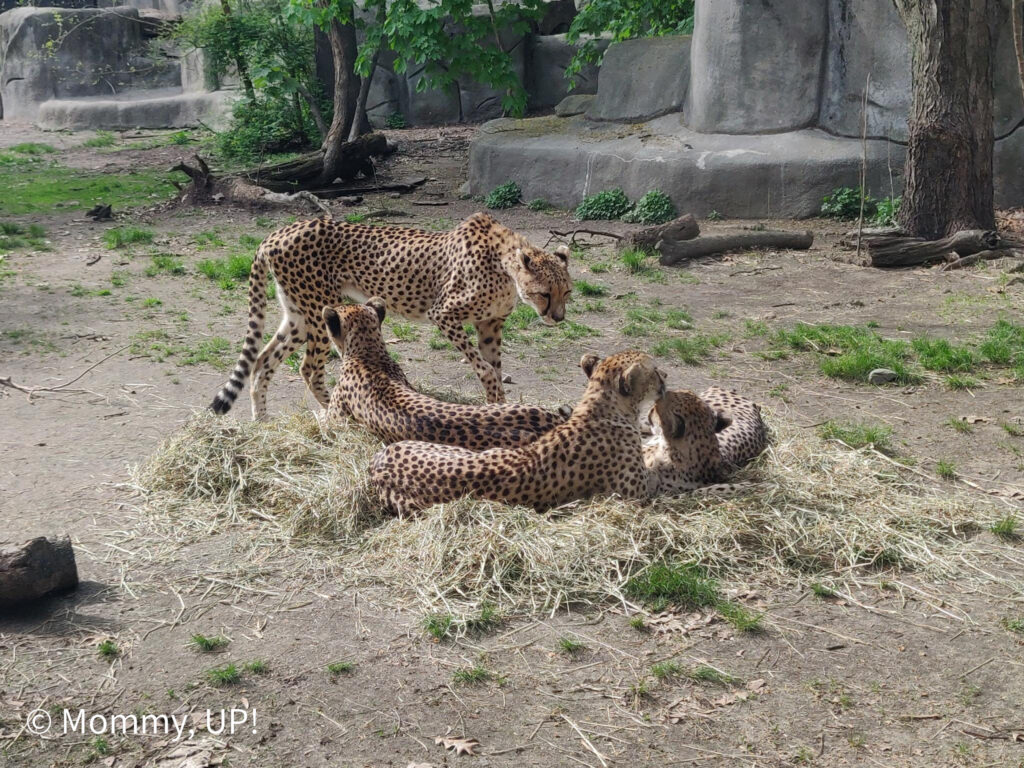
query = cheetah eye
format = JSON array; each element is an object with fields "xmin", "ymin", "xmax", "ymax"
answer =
[{"xmin": 540, "ymin": 292, "xmax": 550, "ymax": 300}]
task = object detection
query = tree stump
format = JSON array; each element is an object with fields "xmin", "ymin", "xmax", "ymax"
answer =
[
  {"xmin": 866, "ymin": 229, "xmax": 1002, "ymax": 267},
  {"xmin": 0, "ymin": 536, "xmax": 78, "ymax": 608}
]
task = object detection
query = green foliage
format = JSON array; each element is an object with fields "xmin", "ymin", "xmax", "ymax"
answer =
[
  {"xmin": 817, "ymin": 420, "xmax": 894, "ymax": 453},
  {"xmin": 205, "ymin": 664, "xmax": 241, "ymax": 686},
  {"xmin": 651, "ymin": 334, "xmax": 728, "ymax": 365},
  {"xmin": 573, "ymin": 279, "xmax": 608, "ymax": 297},
  {"xmin": 775, "ymin": 323, "xmax": 921, "ymax": 384},
  {"xmin": 979, "ymin": 318, "xmax": 1024, "ymax": 378},
  {"xmin": 558, "ymin": 636, "xmax": 585, "ymax": 655},
  {"xmin": 97, "ymin": 639, "xmax": 119, "ymax": 659},
  {"xmin": 872, "ymin": 196, "xmax": 901, "ymax": 226},
  {"xmin": 215, "ymin": 97, "xmax": 318, "ymax": 162},
  {"xmin": 452, "ymin": 665, "xmax": 495, "ymax": 685},
  {"xmin": 190, "ymin": 633, "xmax": 230, "ymax": 652},
  {"xmin": 384, "ymin": 112, "xmax": 407, "ymax": 129},
  {"xmin": 625, "ymin": 562, "xmax": 719, "ymax": 610},
  {"xmin": 566, "ymin": 0, "xmax": 694, "ymax": 85},
  {"xmin": 527, "ymin": 198, "xmax": 552, "ymax": 211},
  {"xmin": 423, "ymin": 612, "xmax": 453, "ymax": 640},
  {"xmin": 623, "ymin": 190, "xmax": 676, "ymax": 225},
  {"xmin": 935, "ymin": 460, "xmax": 956, "ymax": 480},
  {"xmin": 9, "ymin": 143, "xmax": 57, "ymax": 155},
  {"xmin": 620, "ymin": 247, "xmax": 652, "ymax": 274},
  {"xmin": 83, "ymin": 130, "xmax": 117, "ymax": 148},
  {"xmin": 990, "ymin": 514, "xmax": 1018, "ymax": 540},
  {"xmin": 911, "ymin": 337, "xmax": 975, "ymax": 373},
  {"xmin": 485, "ymin": 181, "xmax": 522, "ymax": 210},
  {"xmin": 104, "ymin": 227, "xmax": 155, "ymax": 249},
  {"xmin": 197, "ymin": 254, "xmax": 253, "ymax": 287},
  {"xmin": 327, "ymin": 660, "xmax": 354, "ymax": 675},
  {"xmin": 576, "ymin": 188, "xmax": 632, "ymax": 220},
  {"xmin": 821, "ymin": 186, "xmax": 876, "ymax": 220}
]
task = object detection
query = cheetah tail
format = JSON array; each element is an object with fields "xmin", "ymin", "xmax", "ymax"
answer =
[{"xmin": 209, "ymin": 245, "xmax": 271, "ymax": 415}]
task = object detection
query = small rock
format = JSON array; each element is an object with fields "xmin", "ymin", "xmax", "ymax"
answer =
[
  {"xmin": 502, "ymin": 374, "xmax": 513, "ymax": 384},
  {"xmin": 868, "ymin": 368, "xmax": 898, "ymax": 385},
  {"xmin": 555, "ymin": 94, "xmax": 595, "ymax": 117}
]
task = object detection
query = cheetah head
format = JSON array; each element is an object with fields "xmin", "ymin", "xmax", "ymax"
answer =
[
  {"xmin": 649, "ymin": 390, "xmax": 727, "ymax": 482},
  {"xmin": 510, "ymin": 243, "xmax": 572, "ymax": 326},
  {"xmin": 580, "ymin": 350, "xmax": 666, "ymax": 423},
  {"xmin": 322, "ymin": 298, "xmax": 387, "ymax": 356}
]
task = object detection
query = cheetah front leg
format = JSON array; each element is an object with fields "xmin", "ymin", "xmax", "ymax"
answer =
[
  {"xmin": 431, "ymin": 311, "xmax": 505, "ymax": 403},
  {"xmin": 300, "ymin": 330, "xmax": 332, "ymax": 409},
  {"xmin": 474, "ymin": 317, "xmax": 506, "ymax": 387}
]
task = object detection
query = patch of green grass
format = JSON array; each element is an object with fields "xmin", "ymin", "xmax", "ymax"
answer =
[
  {"xmin": 145, "ymin": 253, "xmax": 186, "ymax": 276},
  {"xmin": 189, "ymin": 633, "xmax": 230, "ymax": 652},
  {"xmin": 193, "ymin": 230, "xmax": 225, "ymax": 249},
  {"xmin": 1, "ymin": 161, "xmax": 179, "ymax": 214},
  {"xmin": 620, "ymin": 247, "xmax": 652, "ymax": 274},
  {"xmin": 625, "ymin": 562, "xmax": 719, "ymax": 612},
  {"xmin": 706, "ymin": 210, "xmax": 723, "ymax": 221},
  {"xmin": 810, "ymin": 581, "xmax": 836, "ymax": 598},
  {"xmin": 239, "ymin": 233, "xmax": 263, "ymax": 249},
  {"xmin": 527, "ymin": 198, "xmax": 552, "ymax": 211},
  {"xmin": 344, "ymin": 212, "xmax": 367, "ymax": 223},
  {"xmin": 945, "ymin": 417, "xmax": 973, "ymax": 434},
  {"xmin": 911, "ymin": 337, "xmax": 975, "ymax": 373},
  {"xmin": 463, "ymin": 602, "xmax": 502, "ymax": 634},
  {"xmin": 244, "ymin": 660, "xmax": 269, "ymax": 674},
  {"xmin": 589, "ymin": 261, "xmax": 610, "ymax": 274},
  {"xmin": 775, "ymin": 323, "xmax": 921, "ymax": 385},
  {"xmin": 386, "ymin": 320, "xmax": 419, "ymax": 342},
  {"xmin": 990, "ymin": 514, "xmax": 1018, "ymax": 540},
  {"xmin": 935, "ymin": 460, "xmax": 956, "ymax": 480},
  {"xmin": 205, "ymin": 664, "xmax": 241, "ymax": 686},
  {"xmin": 69, "ymin": 284, "xmax": 112, "ymax": 298},
  {"xmin": 452, "ymin": 665, "xmax": 494, "ymax": 685},
  {"xmin": 945, "ymin": 374, "xmax": 980, "ymax": 391},
  {"xmin": 558, "ymin": 636, "xmax": 585, "ymax": 656},
  {"xmin": 1002, "ymin": 422, "xmax": 1024, "ymax": 437},
  {"xmin": 716, "ymin": 601, "xmax": 764, "ymax": 633},
  {"xmin": 1001, "ymin": 617, "xmax": 1024, "ymax": 634},
  {"xmin": 104, "ymin": 226, "xmax": 155, "ymax": 249},
  {"xmin": 97, "ymin": 639, "xmax": 119, "ymax": 659},
  {"xmin": 197, "ymin": 253, "xmax": 253, "ymax": 287},
  {"xmin": 558, "ymin": 320, "xmax": 599, "ymax": 340},
  {"xmin": 83, "ymin": 130, "xmax": 117, "ymax": 148},
  {"xmin": 577, "ymin": 188, "xmax": 632, "ymax": 220},
  {"xmin": 179, "ymin": 337, "xmax": 233, "ymax": 369},
  {"xmin": 428, "ymin": 329, "xmax": 453, "ymax": 350},
  {"xmin": 817, "ymin": 420, "xmax": 893, "ymax": 452},
  {"xmin": 688, "ymin": 665, "xmax": 736, "ymax": 686},
  {"xmin": 88, "ymin": 737, "xmax": 111, "ymax": 758},
  {"xmin": 628, "ymin": 615, "xmax": 647, "ymax": 632},
  {"xmin": 10, "ymin": 143, "xmax": 57, "ymax": 155},
  {"xmin": 573, "ymin": 279, "xmax": 608, "ymax": 297},
  {"xmin": 502, "ymin": 303, "xmax": 539, "ymax": 338},
  {"xmin": 423, "ymin": 612, "xmax": 453, "ymax": 640},
  {"xmin": 110, "ymin": 271, "xmax": 127, "ymax": 288},
  {"xmin": 651, "ymin": 334, "xmax": 728, "ymax": 365},
  {"xmin": 327, "ymin": 661, "xmax": 354, "ymax": 676},
  {"xmin": 979, "ymin": 318, "xmax": 1024, "ymax": 378},
  {"xmin": 650, "ymin": 660, "xmax": 685, "ymax": 680}
]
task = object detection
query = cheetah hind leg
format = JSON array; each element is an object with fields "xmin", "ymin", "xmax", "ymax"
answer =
[
  {"xmin": 250, "ymin": 315, "xmax": 304, "ymax": 420},
  {"xmin": 300, "ymin": 331, "xmax": 332, "ymax": 409}
]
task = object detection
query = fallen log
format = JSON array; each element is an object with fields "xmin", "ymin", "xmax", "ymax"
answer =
[
  {"xmin": 0, "ymin": 536, "xmax": 78, "ymax": 608},
  {"xmin": 940, "ymin": 248, "xmax": 1024, "ymax": 271},
  {"xmin": 621, "ymin": 214, "xmax": 700, "ymax": 251},
  {"xmin": 867, "ymin": 229, "xmax": 1001, "ymax": 268},
  {"xmin": 658, "ymin": 230, "xmax": 814, "ymax": 266}
]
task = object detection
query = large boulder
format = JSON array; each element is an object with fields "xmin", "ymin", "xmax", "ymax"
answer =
[
  {"xmin": 687, "ymin": 0, "xmax": 827, "ymax": 134},
  {"xmin": 585, "ymin": 35, "xmax": 690, "ymax": 122},
  {"xmin": 37, "ymin": 89, "xmax": 235, "ymax": 130},
  {"xmin": 0, "ymin": 6, "xmax": 181, "ymax": 121},
  {"xmin": 527, "ymin": 33, "xmax": 604, "ymax": 110}
]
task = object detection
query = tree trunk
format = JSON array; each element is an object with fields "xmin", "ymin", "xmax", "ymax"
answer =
[
  {"xmin": 219, "ymin": 0, "xmax": 255, "ymax": 103},
  {"xmin": 348, "ymin": 50, "xmax": 379, "ymax": 142},
  {"xmin": 894, "ymin": 0, "xmax": 999, "ymax": 239},
  {"xmin": 321, "ymin": 17, "xmax": 360, "ymax": 184}
]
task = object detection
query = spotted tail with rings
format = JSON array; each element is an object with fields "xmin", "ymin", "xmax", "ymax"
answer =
[{"xmin": 209, "ymin": 244, "xmax": 271, "ymax": 415}]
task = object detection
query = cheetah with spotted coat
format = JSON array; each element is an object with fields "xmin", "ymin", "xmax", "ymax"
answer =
[
  {"xmin": 210, "ymin": 212, "xmax": 572, "ymax": 419},
  {"xmin": 645, "ymin": 387, "xmax": 768, "ymax": 494},
  {"xmin": 322, "ymin": 298, "xmax": 567, "ymax": 448},
  {"xmin": 369, "ymin": 351, "xmax": 666, "ymax": 515}
]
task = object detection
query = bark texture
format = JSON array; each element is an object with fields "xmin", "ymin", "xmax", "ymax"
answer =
[
  {"xmin": 894, "ymin": 0, "xmax": 999, "ymax": 239},
  {"xmin": 658, "ymin": 231, "xmax": 814, "ymax": 266}
]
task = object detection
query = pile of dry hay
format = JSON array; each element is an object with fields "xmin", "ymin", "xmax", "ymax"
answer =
[{"xmin": 132, "ymin": 411, "xmax": 1002, "ymax": 620}]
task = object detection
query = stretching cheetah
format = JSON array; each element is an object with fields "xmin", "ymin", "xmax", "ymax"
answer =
[
  {"xmin": 210, "ymin": 213, "xmax": 572, "ymax": 419},
  {"xmin": 322, "ymin": 298, "xmax": 567, "ymax": 448},
  {"xmin": 369, "ymin": 351, "xmax": 666, "ymax": 515},
  {"xmin": 645, "ymin": 388, "xmax": 768, "ymax": 494}
]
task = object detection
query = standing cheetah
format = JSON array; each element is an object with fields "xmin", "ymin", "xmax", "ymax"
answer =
[
  {"xmin": 210, "ymin": 212, "xmax": 572, "ymax": 419},
  {"xmin": 369, "ymin": 350, "xmax": 666, "ymax": 515},
  {"xmin": 645, "ymin": 388, "xmax": 768, "ymax": 494},
  {"xmin": 322, "ymin": 298, "xmax": 568, "ymax": 448}
]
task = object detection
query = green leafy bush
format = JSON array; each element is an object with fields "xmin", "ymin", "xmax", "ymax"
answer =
[
  {"xmin": 384, "ymin": 112, "xmax": 408, "ymax": 129},
  {"xmin": 872, "ymin": 196, "xmax": 901, "ymax": 226},
  {"xmin": 623, "ymin": 190, "xmax": 676, "ymax": 224},
  {"xmin": 576, "ymin": 188, "xmax": 632, "ymax": 221},
  {"xmin": 821, "ymin": 187, "xmax": 877, "ymax": 220},
  {"xmin": 485, "ymin": 181, "xmax": 522, "ymax": 210}
]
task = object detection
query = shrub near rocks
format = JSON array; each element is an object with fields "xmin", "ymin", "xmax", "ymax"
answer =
[
  {"xmin": 623, "ymin": 190, "xmax": 676, "ymax": 224},
  {"xmin": 485, "ymin": 181, "xmax": 522, "ymax": 210},
  {"xmin": 575, "ymin": 188, "xmax": 632, "ymax": 220}
]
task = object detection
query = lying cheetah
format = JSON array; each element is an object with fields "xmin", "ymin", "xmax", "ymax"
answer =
[
  {"xmin": 369, "ymin": 351, "xmax": 666, "ymax": 515},
  {"xmin": 210, "ymin": 212, "xmax": 572, "ymax": 419},
  {"xmin": 645, "ymin": 388, "xmax": 768, "ymax": 494},
  {"xmin": 322, "ymin": 298, "xmax": 567, "ymax": 448}
]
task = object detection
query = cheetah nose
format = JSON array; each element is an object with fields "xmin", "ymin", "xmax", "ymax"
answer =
[{"xmin": 550, "ymin": 308, "xmax": 565, "ymax": 322}]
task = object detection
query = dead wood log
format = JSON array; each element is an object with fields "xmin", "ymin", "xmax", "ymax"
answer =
[
  {"xmin": 867, "ymin": 229, "xmax": 1001, "ymax": 267},
  {"xmin": 0, "ymin": 536, "xmax": 78, "ymax": 607},
  {"xmin": 621, "ymin": 214, "xmax": 700, "ymax": 251},
  {"xmin": 657, "ymin": 230, "xmax": 814, "ymax": 266},
  {"xmin": 940, "ymin": 248, "xmax": 1024, "ymax": 271}
]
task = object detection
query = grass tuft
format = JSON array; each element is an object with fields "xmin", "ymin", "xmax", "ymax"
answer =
[
  {"xmin": 775, "ymin": 324, "xmax": 921, "ymax": 385},
  {"xmin": 990, "ymin": 514, "xmax": 1018, "ymax": 540},
  {"xmin": 205, "ymin": 664, "xmax": 241, "ymax": 686},
  {"xmin": 197, "ymin": 254, "xmax": 253, "ymax": 287},
  {"xmin": 97, "ymin": 639, "xmax": 119, "ymax": 659},
  {"xmin": 817, "ymin": 420, "xmax": 893, "ymax": 453},
  {"xmin": 190, "ymin": 633, "xmax": 230, "ymax": 652},
  {"xmin": 453, "ymin": 665, "xmax": 494, "ymax": 685},
  {"xmin": 104, "ymin": 227, "xmax": 155, "ymax": 249},
  {"xmin": 327, "ymin": 661, "xmax": 354, "ymax": 676},
  {"xmin": 573, "ymin": 279, "xmax": 608, "ymax": 297},
  {"xmin": 558, "ymin": 636, "xmax": 585, "ymax": 656},
  {"xmin": 651, "ymin": 334, "xmax": 728, "ymax": 365}
]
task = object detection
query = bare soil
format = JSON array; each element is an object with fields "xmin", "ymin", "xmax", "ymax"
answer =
[{"xmin": 1, "ymin": 125, "xmax": 1023, "ymax": 768}]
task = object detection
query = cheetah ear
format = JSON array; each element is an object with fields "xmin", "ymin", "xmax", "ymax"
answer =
[
  {"xmin": 366, "ymin": 297, "xmax": 387, "ymax": 325},
  {"xmin": 322, "ymin": 306, "xmax": 343, "ymax": 341},
  {"xmin": 714, "ymin": 412, "xmax": 733, "ymax": 433},
  {"xmin": 579, "ymin": 353, "xmax": 601, "ymax": 379},
  {"xmin": 518, "ymin": 247, "xmax": 532, "ymax": 271},
  {"xmin": 553, "ymin": 244, "xmax": 570, "ymax": 264},
  {"xmin": 618, "ymin": 362, "xmax": 642, "ymax": 397}
]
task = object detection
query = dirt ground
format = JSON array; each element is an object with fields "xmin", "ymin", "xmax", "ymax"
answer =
[{"xmin": 1, "ymin": 124, "xmax": 1023, "ymax": 768}]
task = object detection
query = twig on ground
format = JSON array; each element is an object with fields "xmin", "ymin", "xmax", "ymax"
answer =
[{"xmin": 1, "ymin": 345, "xmax": 130, "ymax": 403}]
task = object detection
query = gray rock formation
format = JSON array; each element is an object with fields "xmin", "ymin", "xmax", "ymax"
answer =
[
  {"xmin": 527, "ymin": 33, "xmax": 604, "ymax": 110},
  {"xmin": 585, "ymin": 35, "xmax": 689, "ymax": 123}
]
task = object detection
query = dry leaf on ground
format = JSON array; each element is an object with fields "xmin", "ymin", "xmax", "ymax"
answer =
[{"xmin": 435, "ymin": 736, "xmax": 480, "ymax": 756}]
